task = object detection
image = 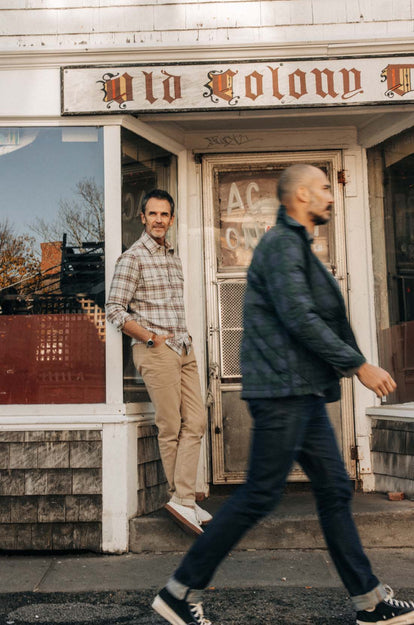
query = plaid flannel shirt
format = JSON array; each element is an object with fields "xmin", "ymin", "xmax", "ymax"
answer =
[{"xmin": 106, "ymin": 231, "xmax": 191, "ymax": 355}]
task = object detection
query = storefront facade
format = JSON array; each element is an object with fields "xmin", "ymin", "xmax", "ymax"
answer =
[{"xmin": 1, "ymin": 2, "xmax": 414, "ymax": 552}]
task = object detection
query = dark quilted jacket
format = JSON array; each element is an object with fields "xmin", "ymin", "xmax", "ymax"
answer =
[{"xmin": 241, "ymin": 206, "xmax": 366, "ymax": 401}]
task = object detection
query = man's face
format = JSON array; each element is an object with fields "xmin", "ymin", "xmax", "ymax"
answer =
[
  {"xmin": 141, "ymin": 197, "xmax": 174, "ymax": 244},
  {"xmin": 307, "ymin": 170, "xmax": 334, "ymax": 226}
]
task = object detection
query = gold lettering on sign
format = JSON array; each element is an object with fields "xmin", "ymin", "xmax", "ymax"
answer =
[
  {"xmin": 381, "ymin": 64, "xmax": 414, "ymax": 98},
  {"xmin": 142, "ymin": 70, "xmax": 182, "ymax": 104},
  {"xmin": 311, "ymin": 68, "xmax": 338, "ymax": 98},
  {"xmin": 340, "ymin": 68, "xmax": 364, "ymax": 100},
  {"xmin": 267, "ymin": 66, "xmax": 284, "ymax": 100},
  {"xmin": 143, "ymin": 71, "xmax": 157, "ymax": 104},
  {"xmin": 161, "ymin": 70, "xmax": 182, "ymax": 103},
  {"xmin": 204, "ymin": 70, "xmax": 239, "ymax": 105},
  {"xmin": 289, "ymin": 69, "xmax": 307, "ymax": 99},
  {"xmin": 245, "ymin": 71, "xmax": 264, "ymax": 101},
  {"xmin": 97, "ymin": 72, "xmax": 133, "ymax": 109}
]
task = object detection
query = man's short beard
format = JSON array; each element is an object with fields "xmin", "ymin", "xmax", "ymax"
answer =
[{"xmin": 311, "ymin": 213, "xmax": 331, "ymax": 226}]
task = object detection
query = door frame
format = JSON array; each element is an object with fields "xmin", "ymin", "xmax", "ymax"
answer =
[{"xmin": 202, "ymin": 150, "xmax": 356, "ymax": 483}]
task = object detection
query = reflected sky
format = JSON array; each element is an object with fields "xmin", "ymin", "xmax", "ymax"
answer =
[{"xmin": 0, "ymin": 127, "xmax": 104, "ymax": 247}]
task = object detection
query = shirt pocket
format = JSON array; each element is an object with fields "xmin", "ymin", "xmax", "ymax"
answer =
[{"xmin": 140, "ymin": 264, "xmax": 170, "ymax": 287}]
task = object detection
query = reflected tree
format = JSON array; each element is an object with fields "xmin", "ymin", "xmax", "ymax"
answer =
[
  {"xmin": 31, "ymin": 178, "xmax": 104, "ymax": 246},
  {"xmin": 0, "ymin": 219, "xmax": 40, "ymax": 291}
]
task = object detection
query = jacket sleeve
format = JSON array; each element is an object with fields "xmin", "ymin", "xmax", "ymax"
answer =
[{"xmin": 264, "ymin": 233, "xmax": 366, "ymax": 372}]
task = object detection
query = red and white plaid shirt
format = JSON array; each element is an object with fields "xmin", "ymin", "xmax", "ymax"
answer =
[{"xmin": 106, "ymin": 231, "xmax": 191, "ymax": 355}]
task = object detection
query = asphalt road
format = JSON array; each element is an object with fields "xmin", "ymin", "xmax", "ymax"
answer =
[
  {"xmin": 1, "ymin": 549, "xmax": 414, "ymax": 624},
  {"xmin": 2, "ymin": 587, "xmax": 413, "ymax": 625}
]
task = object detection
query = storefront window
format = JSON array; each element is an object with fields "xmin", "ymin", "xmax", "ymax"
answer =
[
  {"xmin": 374, "ymin": 135, "xmax": 414, "ymax": 403},
  {"xmin": 0, "ymin": 127, "xmax": 105, "ymax": 404},
  {"xmin": 121, "ymin": 128, "xmax": 177, "ymax": 402}
]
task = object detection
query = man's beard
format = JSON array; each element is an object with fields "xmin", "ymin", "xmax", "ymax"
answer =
[
  {"xmin": 311, "ymin": 214, "xmax": 330, "ymax": 226},
  {"xmin": 310, "ymin": 205, "xmax": 332, "ymax": 226}
]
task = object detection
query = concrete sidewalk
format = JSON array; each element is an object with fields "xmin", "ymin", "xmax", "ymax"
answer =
[
  {"xmin": 1, "ymin": 491, "xmax": 413, "ymax": 598},
  {"xmin": 1, "ymin": 548, "xmax": 414, "ymax": 595}
]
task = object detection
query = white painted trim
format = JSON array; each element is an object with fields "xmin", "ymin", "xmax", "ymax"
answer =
[
  {"xmin": 0, "ymin": 115, "xmax": 129, "ymax": 126},
  {"xmin": 0, "ymin": 421, "xmax": 102, "ymax": 431},
  {"xmin": 1, "ymin": 38, "xmax": 414, "ymax": 68},
  {"xmin": 104, "ymin": 125, "xmax": 124, "ymax": 406},
  {"xmin": 342, "ymin": 147, "xmax": 378, "ymax": 481},
  {"xmin": 0, "ymin": 415, "xmax": 151, "ymax": 429},
  {"xmin": 367, "ymin": 404, "xmax": 414, "ymax": 420},
  {"xmin": 102, "ymin": 421, "xmax": 138, "ymax": 553},
  {"xmin": 0, "ymin": 403, "xmax": 123, "ymax": 416},
  {"xmin": 0, "ymin": 403, "xmax": 154, "ymax": 418},
  {"xmin": 185, "ymin": 126, "xmax": 358, "ymax": 152},
  {"xmin": 121, "ymin": 115, "xmax": 186, "ymax": 155},
  {"xmin": 359, "ymin": 111, "xmax": 414, "ymax": 148},
  {"xmin": 0, "ymin": 115, "xmax": 183, "ymax": 131},
  {"xmin": 177, "ymin": 149, "xmax": 210, "ymax": 495},
  {"xmin": 356, "ymin": 435, "xmax": 373, "ymax": 476}
]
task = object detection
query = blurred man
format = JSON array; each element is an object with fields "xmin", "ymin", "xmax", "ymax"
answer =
[{"xmin": 152, "ymin": 166, "xmax": 414, "ymax": 625}]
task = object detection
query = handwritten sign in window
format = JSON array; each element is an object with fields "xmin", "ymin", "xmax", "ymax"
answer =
[{"xmin": 216, "ymin": 166, "xmax": 330, "ymax": 270}]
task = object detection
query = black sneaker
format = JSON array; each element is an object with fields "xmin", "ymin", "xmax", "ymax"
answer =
[
  {"xmin": 152, "ymin": 587, "xmax": 211, "ymax": 625},
  {"xmin": 356, "ymin": 586, "xmax": 414, "ymax": 625}
]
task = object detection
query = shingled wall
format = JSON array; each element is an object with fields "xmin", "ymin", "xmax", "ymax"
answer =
[
  {"xmin": 0, "ymin": 429, "xmax": 102, "ymax": 551},
  {"xmin": 371, "ymin": 418, "xmax": 414, "ymax": 499},
  {"xmin": 137, "ymin": 423, "xmax": 168, "ymax": 516}
]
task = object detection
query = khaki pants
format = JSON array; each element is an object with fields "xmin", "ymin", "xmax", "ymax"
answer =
[{"xmin": 133, "ymin": 343, "xmax": 206, "ymax": 506}]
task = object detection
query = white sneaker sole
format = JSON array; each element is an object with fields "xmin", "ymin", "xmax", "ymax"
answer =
[
  {"xmin": 200, "ymin": 518, "xmax": 212, "ymax": 526},
  {"xmin": 152, "ymin": 595, "xmax": 187, "ymax": 625},
  {"xmin": 357, "ymin": 613, "xmax": 414, "ymax": 625},
  {"xmin": 195, "ymin": 506, "xmax": 213, "ymax": 525},
  {"xmin": 165, "ymin": 503, "xmax": 203, "ymax": 537}
]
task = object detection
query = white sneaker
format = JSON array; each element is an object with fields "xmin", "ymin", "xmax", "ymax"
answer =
[
  {"xmin": 165, "ymin": 501, "xmax": 203, "ymax": 537},
  {"xmin": 195, "ymin": 503, "xmax": 213, "ymax": 525}
]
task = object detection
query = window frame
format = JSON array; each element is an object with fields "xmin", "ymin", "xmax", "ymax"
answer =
[
  {"xmin": 0, "ymin": 115, "xmax": 186, "ymax": 421},
  {"xmin": 367, "ymin": 132, "xmax": 414, "ymax": 412}
]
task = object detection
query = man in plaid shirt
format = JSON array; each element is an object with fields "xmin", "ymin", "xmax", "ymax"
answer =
[{"xmin": 106, "ymin": 189, "xmax": 211, "ymax": 536}]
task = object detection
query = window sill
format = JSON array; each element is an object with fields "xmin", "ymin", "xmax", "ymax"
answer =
[
  {"xmin": 0, "ymin": 402, "xmax": 155, "ymax": 427},
  {"xmin": 366, "ymin": 403, "xmax": 414, "ymax": 421}
]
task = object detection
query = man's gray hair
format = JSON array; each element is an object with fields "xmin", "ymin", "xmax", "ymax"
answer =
[{"xmin": 277, "ymin": 164, "xmax": 322, "ymax": 203}]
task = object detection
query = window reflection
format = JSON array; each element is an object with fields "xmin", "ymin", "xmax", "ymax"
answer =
[{"xmin": 0, "ymin": 127, "xmax": 105, "ymax": 405}]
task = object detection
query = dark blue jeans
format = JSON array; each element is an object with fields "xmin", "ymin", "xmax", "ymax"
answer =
[{"xmin": 174, "ymin": 395, "xmax": 380, "ymax": 600}]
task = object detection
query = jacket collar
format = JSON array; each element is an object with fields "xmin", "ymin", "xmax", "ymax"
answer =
[{"xmin": 277, "ymin": 205, "xmax": 313, "ymax": 243}]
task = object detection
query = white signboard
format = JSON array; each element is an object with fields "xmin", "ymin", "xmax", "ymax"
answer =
[{"xmin": 62, "ymin": 57, "xmax": 414, "ymax": 115}]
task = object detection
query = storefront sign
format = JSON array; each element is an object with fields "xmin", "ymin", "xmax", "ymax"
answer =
[{"xmin": 62, "ymin": 57, "xmax": 414, "ymax": 115}]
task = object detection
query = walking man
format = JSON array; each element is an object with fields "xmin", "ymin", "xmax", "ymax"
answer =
[
  {"xmin": 152, "ymin": 165, "xmax": 414, "ymax": 625},
  {"xmin": 106, "ymin": 189, "xmax": 211, "ymax": 536}
]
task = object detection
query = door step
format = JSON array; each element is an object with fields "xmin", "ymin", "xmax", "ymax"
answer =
[{"xmin": 129, "ymin": 491, "xmax": 414, "ymax": 553}]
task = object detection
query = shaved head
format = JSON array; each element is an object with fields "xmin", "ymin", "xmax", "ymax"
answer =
[
  {"xmin": 276, "ymin": 164, "xmax": 334, "ymax": 232},
  {"xmin": 277, "ymin": 164, "xmax": 324, "ymax": 203}
]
